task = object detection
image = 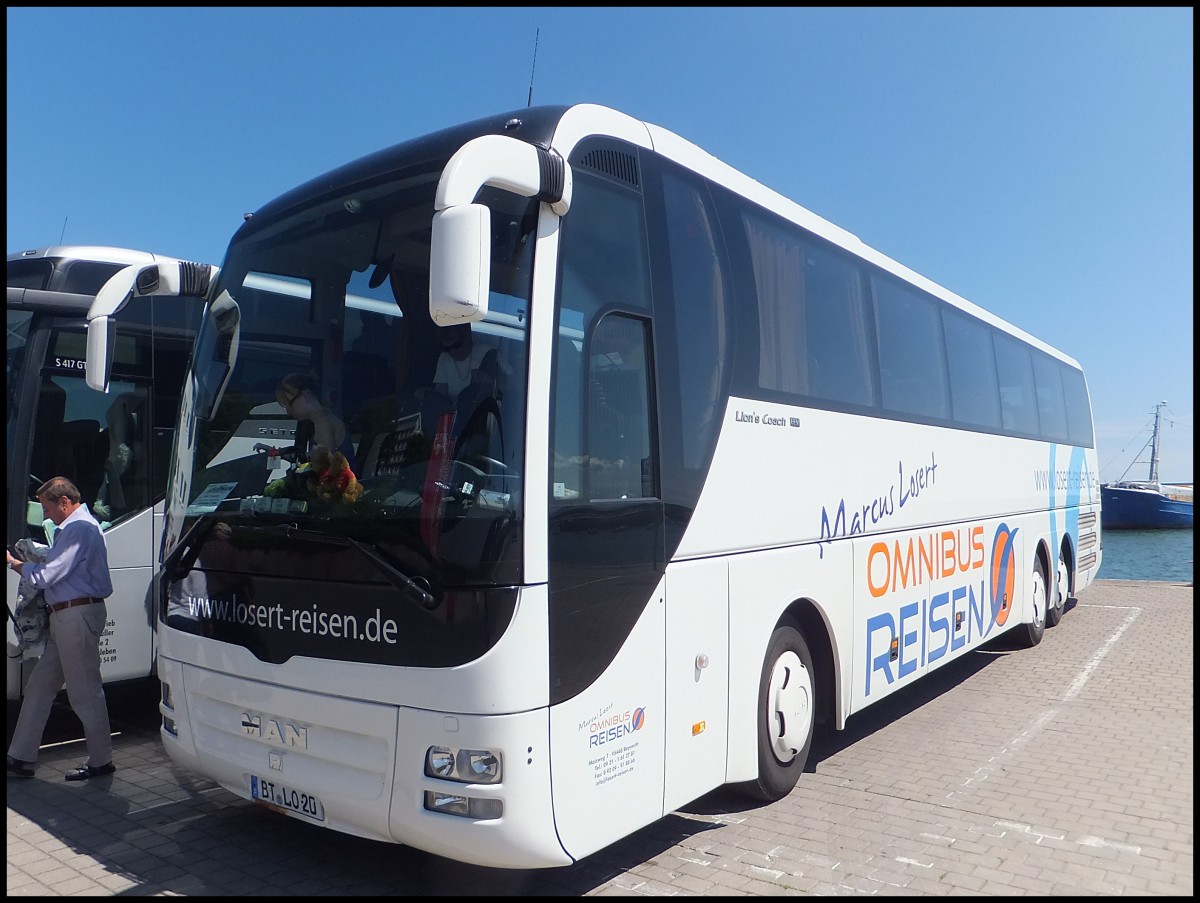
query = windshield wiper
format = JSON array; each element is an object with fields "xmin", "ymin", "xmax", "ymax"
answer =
[
  {"xmin": 243, "ymin": 523, "xmax": 438, "ymax": 610},
  {"xmin": 163, "ymin": 517, "xmax": 218, "ymax": 580},
  {"xmin": 343, "ymin": 535, "xmax": 437, "ymax": 610}
]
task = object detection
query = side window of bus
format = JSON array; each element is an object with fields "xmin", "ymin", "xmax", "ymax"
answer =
[
  {"xmin": 659, "ymin": 168, "xmax": 729, "ymax": 472},
  {"xmin": 54, "ymin": 260, "xmax": 125, "ymax": 295},
  {"xmin": 1031, "ymin": 352, "xmax": 1070, "ymax": 443},
  {"xmin": 944, "ymin": 308, "xmax": 1002, "ymax": 429},
  {"xmin": 873, "ymin": 274, "xmax": 950, "ymax": 420},
  {"xmin": 552, "ymin": 161, "xmax": 654, "ymax": 503},
  {"xmin": 7, "ymin": 258, "xmax": 54, "ymax": 289},
  {"xmin": 1062, "ymin": 367, "xmax": 1094, "ymax": 447},
  {"xmin": 995, "ymin": 333, "xmax": 1039, "ymax": 436},
  {"xmin": 588, "ymin": 315, "xmax": 654, "ymax": 500},
  {"xmin": 743, "ymin": 212, "xmax": 875, "ymax": 408}
]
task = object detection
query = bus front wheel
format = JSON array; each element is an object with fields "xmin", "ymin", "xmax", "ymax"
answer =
[{"xmin": 741, "ymin": 618, "xmax": 816, "ymax": 802}]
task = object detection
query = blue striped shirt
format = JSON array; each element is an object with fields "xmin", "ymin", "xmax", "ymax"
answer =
[{"xmin": 23, "ymin": 504, "xmax": 113, "ymax": 604}]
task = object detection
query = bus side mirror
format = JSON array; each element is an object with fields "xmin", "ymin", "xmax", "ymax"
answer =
[
  {"xmin": 85, "ymin": 260, "xmax": 215, "ymax": 392},
  {"xmin": 429, "ymin": 204, "xmax": 491, "ymax": 326},
  {"xmin": 85, "ymin": 263, "xmax": 151, "ymax": 392},
  {"xmin": 85, "ymin": 315, "xmax": 118, "ymax": 392},
  {"xmin": 428, "ymin": 134, "xmax": 572, "ymax": 327}
]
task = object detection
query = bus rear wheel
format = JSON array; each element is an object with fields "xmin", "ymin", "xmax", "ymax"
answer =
[
  {"xmin": 741, "ymin": 618, "xmax": 816, "ymax": 802},
  {"xmin": 1046, "ymin": 546, "xmax": 1069, "ymax": 628}
]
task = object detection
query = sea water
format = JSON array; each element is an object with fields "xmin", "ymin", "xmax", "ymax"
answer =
[{"xmin": 1098, "ymin": 528, "xmax": 1194, "ymax": 582}]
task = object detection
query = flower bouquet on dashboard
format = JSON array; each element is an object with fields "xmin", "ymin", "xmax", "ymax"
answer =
[{"xmin": 265, "ymin": 446, "xmax": 363, "ymax": 506}]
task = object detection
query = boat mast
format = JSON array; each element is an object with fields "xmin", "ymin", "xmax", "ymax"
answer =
[{"xmin": 1149, "ymin": 400, "xmax": 1166, "ymax": 484}]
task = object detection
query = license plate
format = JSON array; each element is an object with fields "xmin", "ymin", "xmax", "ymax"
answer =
[{"xmin": 250, "ymin": 774, "xmax": 325, "ymax": 822}]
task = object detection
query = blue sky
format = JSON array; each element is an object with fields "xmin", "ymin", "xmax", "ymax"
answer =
[{"xmin": 7, "ymin": 7, "xmax": 1193, "ymax": 481}]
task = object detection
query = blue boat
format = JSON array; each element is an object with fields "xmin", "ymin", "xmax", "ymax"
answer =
[{"xmin": 1101, "ymin": 402, "xmax": 1193, "ymax": 529}]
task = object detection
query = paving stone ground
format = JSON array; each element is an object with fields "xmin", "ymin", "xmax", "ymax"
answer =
[{"xmin": 7, "ymin": 578, "xmax": 1193, "ymax": 895}]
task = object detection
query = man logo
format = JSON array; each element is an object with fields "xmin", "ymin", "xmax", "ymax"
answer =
[{"xmin": 240, "ymin": 712, "xmax": 309, "ymax": 748}]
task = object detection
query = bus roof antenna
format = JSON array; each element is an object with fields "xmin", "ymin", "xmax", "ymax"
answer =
[{"xmin": 526, "ymin": 28, "xmax": 539, "ymax": 107}]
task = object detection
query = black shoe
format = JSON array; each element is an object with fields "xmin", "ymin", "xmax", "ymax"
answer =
[
  {"xmin": 7, "ymin": 756, "xmax": 35, "ymax": 778},
  {"xmin": 65, "ymin": 762, "xmax": 116, "ymax": 781}
]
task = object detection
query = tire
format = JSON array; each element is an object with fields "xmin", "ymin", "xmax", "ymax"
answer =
[
  {"xmin": 739, "ymin": 618, "xmax": 816, "ymax": 802},
  {"xmin": 1013, "ymin": 555, "xmax": 1047, "ymax": 648},
  {"xmin": 1046, "ymin": 546, "xmax": 1069, "ymax": 628}
]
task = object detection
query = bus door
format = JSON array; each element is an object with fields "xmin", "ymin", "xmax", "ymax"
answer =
[
  {"xmin": 607, "ymin": 310, "xmax": 727, "ymax": 813},
  {"xmin": 546, "ymin": 312, "xmax": 669, "ymax": 852},
  {"xmin": 548, "ymin": 306, "xmax": 729, "ymax": 826}
]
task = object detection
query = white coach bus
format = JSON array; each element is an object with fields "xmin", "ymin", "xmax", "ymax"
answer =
[
  {"xmin": 6, "ymin": 246, "xmax": 209, "ymax": 700},
  {"xmin": 84, "ymin": 104, "xmax": 1101, "ymax": 868}
]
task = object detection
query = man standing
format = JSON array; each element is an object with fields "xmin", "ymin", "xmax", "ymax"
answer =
[{"xmin": 7, "ymin": 477, "xmax": 116, "ymax": 781}]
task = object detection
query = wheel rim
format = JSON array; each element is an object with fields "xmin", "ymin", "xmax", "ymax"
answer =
[
  {"xmin": 768, "ymin": 650, "xmax": 812, "ymax": 763},
  {"xmin": 1054, "ymin": 555, "xmax": 1069, "ymax": 612},
  {"xmin": 1031, "ymin": 566, "xmax": 1047, "ymax": 629}
]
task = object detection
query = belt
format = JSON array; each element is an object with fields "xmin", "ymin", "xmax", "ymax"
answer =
[{"xmin": 46, "ymin": 597, "xmax": 102, "ymax": 614}]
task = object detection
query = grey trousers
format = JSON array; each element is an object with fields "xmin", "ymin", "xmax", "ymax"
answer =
[{"xmin": 8, "ymin": 601, "xmax": 113, "ymax": 767}]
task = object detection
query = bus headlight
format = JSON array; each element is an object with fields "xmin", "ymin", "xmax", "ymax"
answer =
[
  {"xmin": 425, "ymin": 746, "xmax": 455, "ymax": 778},
  {"xmin": 423, "ymin": 745, "xmax": 503, "ymax": 784},
  {"xmin": 160, "ymin": 681, "xmax": 178, "ymax": 736},
  {"xmin": 462, "ymin": 749, "xmax": 500, "ymax": 783},
  {"xmin": 426, "ymin": 790, "xmax": 469, "ymax": 816},
  {"xmin": 423, "ymin": 791, "xmax": 503, "ymax": 820}
]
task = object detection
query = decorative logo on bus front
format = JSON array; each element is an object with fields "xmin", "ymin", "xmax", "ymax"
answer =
[{"xmin": 241, "ymin": 712, "xmax": 309, "ymax": 749}]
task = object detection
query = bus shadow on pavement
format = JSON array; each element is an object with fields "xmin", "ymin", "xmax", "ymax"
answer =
[
  {"xmin": 679, "ymin": 640, "xmax": 1008, "ymax": 820},
  {"xmin": 7, "ymin": 714, "xmax": 725, "ymax": 896}
]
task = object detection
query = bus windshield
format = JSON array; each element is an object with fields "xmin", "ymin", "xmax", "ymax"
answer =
[{"xmin": 163, "ymin": 164, "xmax": 537, "ymax": 588}]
